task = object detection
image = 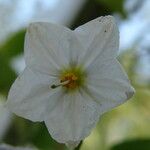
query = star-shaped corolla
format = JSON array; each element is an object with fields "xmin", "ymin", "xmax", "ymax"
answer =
[{"xmin": 6, "ymin": 16, "xmax": 135, "ymax": 148}]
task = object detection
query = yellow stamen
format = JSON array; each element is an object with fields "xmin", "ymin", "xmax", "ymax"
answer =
[
  {"xmin": 50, "ymin": 66, "xmax": 85, "ymax": 91},
  {"xmin": 51, "ymin": 80, "xmax": 69, "ymax": 89},
  {"xmin": 60, "ymin": 73, "xmax": 78, "ymax": 89}
]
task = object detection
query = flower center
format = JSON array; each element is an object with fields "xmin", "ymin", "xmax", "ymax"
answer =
[
  {"xmin": 60, "ymin": 73, "xmax": 79, "ymax": 89},
  {"xmin": 51, "ymin": 67, "xmax": 85, "ymax": 91}
]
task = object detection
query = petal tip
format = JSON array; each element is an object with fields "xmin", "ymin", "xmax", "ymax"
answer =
[
  {"xmin": 97, "ymin": 15, "xmax": 116, "ymax": 24},
  {"xmin": 27, "ymin": 22, "xmax": 40, "ymax": 34},
  {"xmin": 125, "ymin": 86, "xmax": 135, "ymax": 99},
  {"xmin": 65, "ymin": 141, "xmax": 81, "ymax": 149}
]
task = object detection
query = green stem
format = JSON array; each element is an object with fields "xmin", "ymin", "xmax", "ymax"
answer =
[{"xmin": 74, "ymin": 141, "xmax": 83, "ymax": 150}]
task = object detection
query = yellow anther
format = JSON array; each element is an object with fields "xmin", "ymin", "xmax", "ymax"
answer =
[
  {"xmin": 60, "ymin": 73, "xmax": 78, "ymax": 89},
  {"xmin": 50, "ymin": 66, "xmax": 85, "ymax": 91},
  {"xmin": 71, "ymin": 75, "xmax": 78, "ymax": 81}
]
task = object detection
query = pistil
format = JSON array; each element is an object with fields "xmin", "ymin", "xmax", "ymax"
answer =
[{"xmin": 51, "ymin": 80, "xmax": 69, "ymax": 89}]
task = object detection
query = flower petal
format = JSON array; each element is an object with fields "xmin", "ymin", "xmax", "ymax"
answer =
[
  {"xmin": 74, "ymin": 16, "xmax": 119, "ymax": 68},
  {"xmin": 86, "ymin": 58, "xmax": 135, "ymax": 114},
  {"xmin": 25, "ymin": 22, "xmax": 85, "ymax": 74},
  {"xmin": 44, "ymin": 90, "xmax": 100, "ymax": 146},
  {"xmin": 65, "ymin": 141, "xmax": 80, "ymax": 149},
  {"xmin": 6, "ymin": 67, "xmax": 61, "ymax": 121}
]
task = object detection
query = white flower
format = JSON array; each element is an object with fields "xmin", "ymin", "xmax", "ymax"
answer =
[{"xmin": 6, "ymin": 16, "xmax": 135, "ymax": 148}]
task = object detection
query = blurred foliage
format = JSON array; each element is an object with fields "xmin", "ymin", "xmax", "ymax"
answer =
[
  {"xmin": 97, "ymin": 0, "xmax": 126, "ymax": 17},
  {"xmin": 72, "ymin": 0, "xmax": 126, "ymax": 29},
  {"xmin": 0, "ymin": 0, "xmax": 150, "ymax": 150},
  {"xmin": 111, "ymin": 140, "xmax": 150, "ymax": 150},
  {"xmin": 3, "ymin": 117, "xmax": 66, "ymax": 150},
  {"xmin": 0, "ymin": 30, "xmax": 25, "ymax": 59},
  {"xmin": 0, "ymin": 30, "xmax": 25, "ymax": 94}
]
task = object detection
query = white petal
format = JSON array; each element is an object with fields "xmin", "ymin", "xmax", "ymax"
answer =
[
  {"xmin": 25, "ymin": 22, "xmax": 85, "ymax": 74},
  {"xmin": 44, "ymin": 90, "xmax": 100, "ymax": 145},
  {"xmin": 74, "ymin": 16, "xmax": 119, "ymax": 68},
  {"xmin": 6, "ymin": 67, "xmax": 61, "ymax": 122},
  {"xmin": 86, "ymin": 59, "xmax": 135, "ymax": 114},
  {"xmin": 65, "ymin": 141, "xmax": 80, "ymax": 149}
]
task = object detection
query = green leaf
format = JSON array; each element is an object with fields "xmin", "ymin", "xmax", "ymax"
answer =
[
  {"xmin": 110, "ymin": 139, "xmax": 150, "ymax": 150},
  {"xmin": 0, "ymin": 56, "xmax": 16, "ymax": 94},
  {"xmin": 0, "ymin": 30, "xmax": 25, "ymax": 94},
  {"xmin": 31, "ymin": 123, "xmax": 66, "ymax": 150},
  {"xmin": 96, "ymin": 0, "xmax": 126, "ymax": 17},
  {"xmin": 0, "ymin": 30, "xmax": 25, "ymax": 59}
]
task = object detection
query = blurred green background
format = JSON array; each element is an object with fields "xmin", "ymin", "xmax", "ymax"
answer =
[{"xmin": 0, "ymin": 0, "xmax": 150, "ymax": 150}]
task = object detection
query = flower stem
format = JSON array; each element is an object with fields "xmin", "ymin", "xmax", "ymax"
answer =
[{"xmin": 74, "ymin": 141, "xmax": 83, "ymax": 150}]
